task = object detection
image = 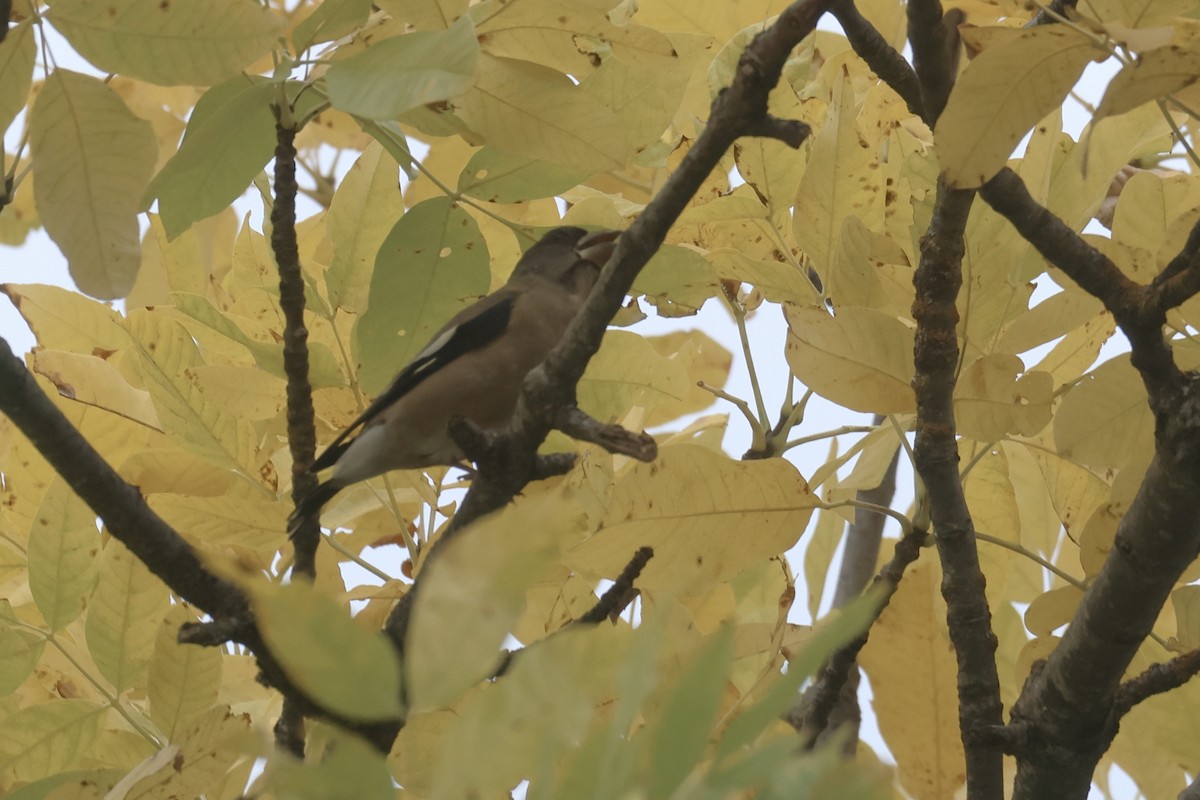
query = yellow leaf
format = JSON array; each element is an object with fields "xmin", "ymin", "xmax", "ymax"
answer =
[
  {"xmin": 473, "ymin": 0, "xmax": 678, "ymax": 77},
  {"xmin": 325, "ymin": 143, "xmax": 405, "ymax": 316},
  {"xmin": 0, "ymin": 21, "xmax": 35, "ymax": 133},
  {"xmin": 408, "ymin": 487, "xmax": 583, "ymax": 711},
  {"xmin": 954, "ymin": 354, "xmax": 1053, "ymax": 440},
  {"xmin": 29, "ymin": 350, "xmax": 161, "ymax": 430},
  {"xmin": 1054, "ymin": 355, "xmax": 1153, "ymax": 471},
  {"xmin": 148, "ymin": 605, "xmax": 223, "ymax": 739},
  {"xmin": 785, "ymin": 305, "xmax": 916, "ymax": 414},
  {"xmin": 2, "ymin": 284, "xmax": 126, "ymax": 354},
  {"xmin": 84, "ymin": 540, "xmax": 170, "ymax": 692},
  {"xmin": 1096, "ymin": 41, "xmax": 1200, "ymax": 126},
  {"xmin": 29, "ymin": 70, "xmax": 157, "ymax": 299},
  {"xmin": 117, "ymin": 706, "xmax": 252, "ymax": 797},
  {"xmin": 859, "ymin": 561, "xmax": 964, "ymax": 800},
  {"xmin": 0, "ymin": 699, "xmax": 104, "ymax": 786},
  {"xmin": 1024, "ymin": 585, "xmax": 1084, "ymax": 636},
  {"xmin": 47, "ymin": 0, "xmax": 284, "ymax": 86},
  {"xmin": 578, "ymin": 330, "xmax": 692, "ymax": 424},
  {"xmin": 794, "ymin": 69, "xmax": 885, "ymax": 274},
  {"xmin": 148, "ymin": 494, "xmax": 287, "ymax": 555},
  {"xmin": 936, "ymin": 26, "xmax": 1107, "ymax": 187},
  {"xmin": 565, "ymin": 444, "xmax": 815, "ymax": 596},
  {"xmin": 123, "ymin": 310, "xmax": 262, "ymax": 476},
  {"xmin": 28, "ymin": 478, "xmax": 100, "ymax": 631}
]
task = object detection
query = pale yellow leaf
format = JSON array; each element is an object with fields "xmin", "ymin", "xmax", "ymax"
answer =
[
  {"xmin": 1024, "ymin": 585, "xmax": 1084, "ymax": 636},
  {"xmin": 187, "ymin": 365, "xmax": 285, "ymax": 422},
  {"xmin": 117, "ymin": 706, "xmax": 251, "ymax": 797},
  {"xmin": 578, "ymin": 330, "xmax": 692, "ymax": 424},
  {"xmin": 1025, "ymin": 439, "xmax": 1111, "ymax": 542},
  {"xmin": 1054, "ymin": 355, "xmax": 1153, "ymax": 471},
  {"xmin": 148, "ymin": 606, "xmax": 223, "ymax": 739},
  {"xmin": 803, "ymin": 506, "xmax": 845, "ymax": 619},
  {"xmin": 0, "ymin": 21, "xmax": 35, "ymax": 133},
  {"xmin": 0, "ymin": 700, "xmax": 104, "ymax": 786},
  {"xmin": 28, "ymin": 478, "xmax": 100, "ymax": 631},
  {"xmin": 473, "ymin": 0, "xmax": 678, "ymax": 77},
  {"xmin": 117, "ymin": 450, "xmax": 237, "ymax": 497},
  {"xmin": 1, "ymin": 284, "xmax": 127, "ymax": 354},
  {"xmin": 710, "ymin": 249, "xmax": 818, "ymax": 307},
  {"xmin": 47, "ymin": 0, "xmax": 284, "ymax": 86},
  {"xmin": 643, "ymin": 329, "xmax": 732, "ymax": 427},
  {"xmin": 794, "ymin": 69, "xmax": 885, "ymax": 274},
  {"xmin": 1111, "ymin": 170, "xmax": 1200, "ymax": 257},
  {"xmin": 995, "ymin": 287, "xmax": 1104, "ymax": 357},
  {"xmin": 325, "ymin": 143, "xmax": 404, "ymax": 315},
  {"xmin": 377, "ymin": 0, "xmax": 469, "ymax": 30},
  {"xmin": 409, "ymin": 487, "xmax": 583, "ymax": 711},
  {"xmin": 147, "ymin": 494, "xmax": 287, "ymax": 555},
  {"xmin": 30, "ymin": 350, "xmax": 161, "ymax": 430},
  {"xmin": 30, "ymin": 70, "xmax": 157, "ymax": 299},
  {"xmin": 859, "ymin": 561, "xmax": 965, "ymax": 800},
  {"xmin": 1087, "ymin": 0, "xmax": 1197, "ymax": 27},
  {"xmin": 785, "ymin": 306, "xmax": 915, "ymax": 414},
  {"xmin": 564, "ymin": 444, "xmax": 815, "ymax": 597},
  {"xmin": 123, "ymin": 309, "xmax": 262, "ymax": 476},
  {"xmin": 85, "ymin": 540, "xmax": 170, "ymax": 692},
  {"xmin": 1096, "ymin": 43, "xmax": 1200, "ymax": 123},
  {"xmin": 963, "ymin": 446, "xmax": 1020, "ymax": 544},
  {"xmin": 936, "ymin": 26, "xmax": 1107, "ymax": 187},
  {"xmin": 954, "ymin": 354, "xmax": 1053, "ymax": 441}
]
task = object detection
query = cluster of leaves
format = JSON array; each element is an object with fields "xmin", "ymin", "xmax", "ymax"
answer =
[{"xmin": 2, "ymin": 0, "xmax": 1200, "ymax": 797}]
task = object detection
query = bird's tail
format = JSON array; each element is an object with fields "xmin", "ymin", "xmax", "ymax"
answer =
[{"xmin": 287, "ymin": 480, "xmax": 342, "ymax": 537}]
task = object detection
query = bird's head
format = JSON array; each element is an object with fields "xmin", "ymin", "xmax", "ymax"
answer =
[{"xmin": 510, "ymin": 227, "xmax": 620, "ymax": 295}]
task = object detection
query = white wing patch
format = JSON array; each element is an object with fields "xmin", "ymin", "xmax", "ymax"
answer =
[
  {"xmin": 413, "ymin": 324, "xmax": 458, "ymax": 371},
  {"xmin": 330, "ymin": 425, "xmax": 390, "ymax": 485}
]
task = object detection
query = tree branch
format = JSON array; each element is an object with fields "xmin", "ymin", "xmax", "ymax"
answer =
[
  {"xmin": 906, "ymin": 0, "xmax": 962, "ymax": 124},
  {"xmin": 912, "ymin": 180, "xmax": 1005, "ymax": 800},
  {"xmin": 1115, "ymin": 648, "xmax": 1200, "ymax": 717},
  {"xmin": 830, "ymin": 0, "xmax": 924, "ymax": 119},
  {"xmin": 980, "ymin": 168, "xmax": 1181, "ymax": 408}
]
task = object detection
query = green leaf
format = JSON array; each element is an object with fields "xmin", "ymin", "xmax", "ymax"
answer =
[
  {"xmin": 326, "ymin": 16, "xmax": 480, "ymax": 119},
  {"xmin": 457, "ymin": 147, "xmax": 588, "ymax": 203},
  {"xmin": 0, "ymin": 20, "xmax": 35, "ymax": 134},
  {"xmin": 30, "ymin": 69, "xmax": 157, "ymax": 299},
  {"xmin": 645, "ymin": 625, "xmax": 734, "ymax": 799},
  {"xmin": 0, "ymin": 602, "xmax": 45, "ymax": 695},
  {"xmin": 47, "ymin": 0, "xmax": 283, "ymax": 86},
  {"xmin": 84, "ymin": 539, "xmax": 169, "ymax": 692},
  {"xmin": 408, "ymin": 488, "xmax": 583, "ymax": 711},
  {"xmin": 353, "ymin": 196, "xmax": 489, "ymax": 395},
  {"xmin": 715, "ymin": 589, "xmax": 882, "ymax": 760},
  {"xmin": 0, "ymin": 700, "xmax": 104, "ymax": 786},
  {"xmin": 144, "ymin": 78, "xmax": 276, "ymax": 240},
  {"xmin": 256, "ymin": 583, "xmax": 403, "ymax": 722},
  {"xmin": 268, "ymin": 726, "xmax": 393, "ymax": 800},
  {"xmin": 28, "ymin": 478, "xmax": 100, "ymax": 631},
  {"xmin": 293, "ymin": 0, "xmax": 372, "ymax": 52}
]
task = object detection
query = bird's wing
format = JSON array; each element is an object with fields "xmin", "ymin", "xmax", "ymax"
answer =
[{"xmin": 311, "ymin": 291, "xmax": 517, "ymax": 472}]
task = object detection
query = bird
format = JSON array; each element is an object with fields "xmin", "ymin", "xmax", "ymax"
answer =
[{"xmin": 288, "ymin": 226, "xmax": 621, "ymax": 532}]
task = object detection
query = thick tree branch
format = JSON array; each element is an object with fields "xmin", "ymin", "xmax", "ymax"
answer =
[
  {"xmin": 273, "ymin": 118, "xmax": 321, "ymax": 582},
  {"xmin": 906, "ymin": 0, "xmax": 961, "ymax": 124},
  {"xmin": 912, "ymin": 181, "xmax": 1005, "ymax": 800},
  {"xmin": 980, "ymin": 168, "xmax": 1181, "ymax": 406},
  {"xmin": 830, "ymin": 0, "xmax": 924, "ymax": 119},
  {"xmin": 272, "ymin": 114, "xmax": 320, "ymax": 756}
]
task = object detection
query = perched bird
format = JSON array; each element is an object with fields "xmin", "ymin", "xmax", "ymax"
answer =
[{"xmin": 289, "ymin": 226, "xmax": 620, "ymax": 531}]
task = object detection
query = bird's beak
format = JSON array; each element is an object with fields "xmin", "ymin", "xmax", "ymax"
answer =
[{"xmin": 575, "ymin": 229, "xmax": 620, "ymax": 267}]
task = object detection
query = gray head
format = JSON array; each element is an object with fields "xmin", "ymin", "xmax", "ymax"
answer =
[{"xmin": 508, "ymin": 227, "xmax": 620, "ymax": 292}]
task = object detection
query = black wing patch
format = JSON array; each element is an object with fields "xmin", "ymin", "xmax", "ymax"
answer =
[{"xmin": 311, "ymin": 295, "xmax": 516, "ymax": 472}]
